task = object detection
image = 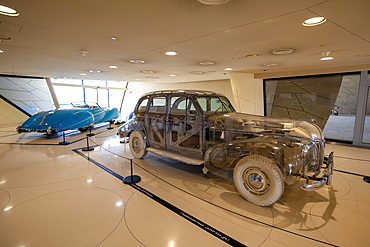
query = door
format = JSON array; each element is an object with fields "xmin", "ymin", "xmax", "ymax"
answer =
[
  {"xmin": 354, "ymin": 71, "xmax": 370, "ymax": 147},
  {"xmin": 146, "ymin": 96, "xmax": 167, "ymax": 149},
  {"xmin": 167, "ymin": 95, "xmax": 203, "ymax": 157}
]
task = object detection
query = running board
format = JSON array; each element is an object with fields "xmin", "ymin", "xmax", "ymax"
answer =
[{"xmin": 146, "ymin": 147, "xmax": 204, "ymax": 166}]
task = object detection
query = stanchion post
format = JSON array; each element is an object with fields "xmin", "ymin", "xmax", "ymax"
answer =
[
  {"xmin": 87, "ymin": 126, "xmax": 95, "ymax": 137},
  {"xmin": 82, "ymin": 134, "xmax": 94, "ymax": 151},
  {"xmin": 107, "ymin": 121, "xmax": 113, "ymax": 130},
  {"xmin": 59, "ymin": 132, "xmax": 70, "ymax": 145},
  {"xmin": 123, "ymin": 159, "xmax": 141, "ymax": 184}
]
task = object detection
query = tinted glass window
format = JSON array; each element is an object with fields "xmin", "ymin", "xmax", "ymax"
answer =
[
  {"xmin": 170, "ymin": 96, "xmax": 187, "ymax": 115},
  {"xmin": 148, "ymin": 96, "xmax": 166, "ymax": 114},
  {"xmin": 137, "ymin": 98, "xmax": 148, "ymax": 113}
]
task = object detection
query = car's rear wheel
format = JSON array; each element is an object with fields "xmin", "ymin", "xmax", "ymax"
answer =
[
  {"xmin": 233, "ymin": 155, "xmax": 284, "ymax": 206},
  {"xmin": 78, "ymin": 127, "xmax": 89, "ymax": 132},
  {"xmin": 129, "ymin": 130, "xmax": 148, "ymax": 159}
]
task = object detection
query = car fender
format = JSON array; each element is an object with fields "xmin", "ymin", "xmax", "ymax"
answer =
[
  {"xmin": 57, "ymin": 111, "xmax": 94, "ymax": 132},
  {"xmin": 204, "ymin": 137, "xmax": 304, "ymax": 183},
  {"xmin": 100, "ymin": 108, "xmax": 119, "ymax": 123}
]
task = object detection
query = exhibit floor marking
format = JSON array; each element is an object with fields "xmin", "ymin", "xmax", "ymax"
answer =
[{"xmin": 72, "ymin": 149, "xmax": 246, "ymax": 247}]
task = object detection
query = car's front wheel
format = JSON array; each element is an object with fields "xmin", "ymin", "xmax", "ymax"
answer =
[
  {"xmin": 233, "ymin": 155, "xmax": 284, "ymax": 206},
  {"xmin": 129, "ymin": 130, "xmax": 148, "ymax": 159}
]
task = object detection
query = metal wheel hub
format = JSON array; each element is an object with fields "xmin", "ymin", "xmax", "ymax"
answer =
[
  {"xmin": 132, "ymin": 136, "xmax": 140, "ymax": 153},
  {"xmin": 242, "ymin": 167, "xmax": 270, "ymax": 195}
]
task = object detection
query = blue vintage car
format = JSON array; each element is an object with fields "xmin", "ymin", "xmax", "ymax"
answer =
[{"xmin": 17, "ymin": 102, "xmax": 119, "ymax": 134}]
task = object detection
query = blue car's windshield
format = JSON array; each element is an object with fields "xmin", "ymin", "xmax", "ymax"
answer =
[{"xmin": 71, "ymin": 102, "xmax": 100, "ymax": 109}]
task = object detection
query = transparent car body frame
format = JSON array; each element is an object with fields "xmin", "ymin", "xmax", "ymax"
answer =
[{"xmin": 118, "ymin": 90, "xmax": 333, "ymax": 193}]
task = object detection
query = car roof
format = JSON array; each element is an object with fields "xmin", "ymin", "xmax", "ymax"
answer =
[{"xmin": 140, "ymin": 90, "xmax": 225, "ymax": 98}]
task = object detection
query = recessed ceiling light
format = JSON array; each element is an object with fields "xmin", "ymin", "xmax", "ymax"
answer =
[
  {"xmin": 111, "ymin": 37, "xmax": 117, "ymax": 40},
  {"xmin": 273, "ymin": 49, "xmax": 294, "ymax": 55},
  {"xmin": 109, "ymin": 65, "xmax": 118, "ymax": 69},
  {"xmin": 191, "ymin": 71, "xmax": 205, "ymax": 75},
  {"xmin": 320, "ymin": 51, "xmax": 334, "ymax": 61},
  {"xmin": 80, "ymin": 73, "xmax": 87, "ymax": 76},
  {"xmin": 245, "ymin": 54, "xmax": 259, "ymax": 58},
  {"xmin": 142, "ymin": 70, "xmax": 155, "ymax": 74},
  {"xmin": 263, "ymin": 63, "xmax": 278, "ymax": 67},
  {"xmin": 165, "ymin": 51, "xmax": 177, "ymax": 56},
  {"xmin": 0, "ymin": 5, "xmax": 19, "ymax": 17},
  {"xmin": 129, "ymin": 59, "xmax": 145, "ymax": 64},
  {"xmin": 88, "ymin": 69, "xmax": 102, "ymax": 73},
  {"xmin": 199, "ymin": 61, "xmax": 214, "ymax": 66},
  {"xmin": 0, "ymin": 35, "xmax": 11, "ymax": 41},
  {"xmin": 197, "ymin": 0, "xmax": 230, "ymax": 5},
  {"xmin": 0, "ymin": 50, "xmax": 3, "ymax": 53},
  {"xmin": 320, "ymin": 56, "xmax": 334, "ymax": 61},
  {"xmin": 356, "ymin": 53, "xmax": 370, "ymax": 57},
  {"xmin": 302, "ymin": 17, "xmax": 326, "ymax": 26},
  {"xmin": 224, "ymin": 68, "xmax": 233, "ymax": 71},
  {"xmin": 79, "ymin": 50, "xmax": 88, "ymax": 56},
  {"xmin": 170, "ymin": 74, "xmax": 177, "ymax": 77}
]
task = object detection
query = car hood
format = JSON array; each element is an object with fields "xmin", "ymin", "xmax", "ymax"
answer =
[
  {"xmin": 209, "ymin": 112, "xmax": 323, "ymax": 141},
  {"xmin": 21, "ymin": 109, "xmax": 89, "ymax": 129}
]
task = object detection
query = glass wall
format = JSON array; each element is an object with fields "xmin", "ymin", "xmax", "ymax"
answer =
[
  {"xmin": 264, "ymin": 73, "xmax": 361, "ymax": 142},
  {"xmin": 52, "ymin": 78, "xmax": 126, "ymax": 115}
]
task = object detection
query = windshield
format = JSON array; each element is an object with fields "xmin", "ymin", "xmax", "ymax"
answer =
[
  {"xmin": 71, "ymin": 102, "xmax": 100, "ymax": 109},
  {"xmin": 196, "ymin": 96, "xmax": 235, "ymax": 114}
]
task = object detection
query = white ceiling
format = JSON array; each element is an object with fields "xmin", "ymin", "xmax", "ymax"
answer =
[{"xmin": 0, "ymin": 0, "xmax": 369, "ymax": 83}]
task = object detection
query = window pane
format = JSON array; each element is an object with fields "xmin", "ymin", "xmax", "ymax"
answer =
[
  {"xmin": 137, "ymin": 98, "xmax": 148, "ymax": 113},
  {"xmin": 170, "ymin": 96, "xmax": 187, "ymax": 115},
  {"xmin": 98, "ymin": 88, "xmax": 109, "ymax": 107},
  {"xmin": 264, "ymin": 73, "xmax": 360, "ymax": 142},
  {"xmin": 85, "ymin": 88, "xmax": 98, "ymax": 103},
  {"xmin": 362, "ymin": 87, "xmax": 370, "ymax": 143},
  {"xmin": 148, "ymin": 97, "xmax": 166, "ymax": 114},
  {"xmin": 197, "ymin": 97, "xmax": 207, "ymax": 112},
  {"xmin": 54, "ymin": 85, "xmax": 84, "ymax": 109}
]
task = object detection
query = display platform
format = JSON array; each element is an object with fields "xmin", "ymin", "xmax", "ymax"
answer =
[{"xmin": 0, "ymin": 127, "xmax": 370, "ymax": 246}]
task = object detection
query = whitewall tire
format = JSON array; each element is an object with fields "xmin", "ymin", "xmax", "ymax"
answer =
[
  {"xmin": 129, "ymin": 130, "xmax": 148, "ymax": 159},
  {"xmin": 233, "ymin": 155, "xmax": 284, "ymax": 206}
]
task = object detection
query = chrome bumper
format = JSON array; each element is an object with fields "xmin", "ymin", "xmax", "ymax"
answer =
[{"xmin": 301, "ymin": 151, "xmax": 334, "ymax": 191}]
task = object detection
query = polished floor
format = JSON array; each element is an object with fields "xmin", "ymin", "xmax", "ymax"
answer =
[{"xmin": 0, "ymin": 124, "xmax": 369, "ymax": 247}]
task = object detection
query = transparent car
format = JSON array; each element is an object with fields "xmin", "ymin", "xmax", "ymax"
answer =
[{"xmin": 117, "ymin": 90, "xmax": 334, "ymax": 206}]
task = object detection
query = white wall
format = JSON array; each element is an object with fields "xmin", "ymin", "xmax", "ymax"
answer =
[
  {"xmin": 120, "ymin": 79, "xmax": 234, "ymax": 120},
  {"xmin": 0, "ymin": 98, "xmax": 28, "ymax": 126},
  {"xmin": 229, "ymin": 72, "xmax": 264, "ymax": 116}
]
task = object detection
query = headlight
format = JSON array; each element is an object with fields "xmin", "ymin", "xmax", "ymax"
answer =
[{"xmin": 300, "ymin": 144, "xmax": 319, "ymax": 175}]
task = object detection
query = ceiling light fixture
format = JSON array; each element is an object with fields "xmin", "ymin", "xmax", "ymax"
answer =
[
  {"xmin": 263, "ymin": 63, "xmax": 278, "ymax": 67},
  {"xmin": 0, "ymin": 35, "xmax": 11, "ymax": 41},
  {"xmin": 246, "ymin": 54, "xmax": 259, "ymax": 58},
  {"xmin": 224, "ymin": 68, "xmax": 233, "ymax": 71},
  {"xmin": 199, "ymin": 61, "xmax": 214, "ymax": 66},
  {"xmin": 0, "ymin": 4, "xmax": 19, "ymax": 16},
  {"xmin": 191, "ymin": 71, "xmax": 205, "ymax": 75},
  {"xmin": 80, "ymin": 73, "xmax": 87, "ymax": 76},
  {"xmin": 356, "ymin": 53, "xmax": 370, "ymax": 57},
  {"xmin": 0, "ymin": 50, "xmax": 3, "ymax": 53},
  {"xmin": 273, "ymin": 48, "xmax": 294, "ymax": 55},
  {"xmin": 141, "ymin": 70, "xmax": 155, "ymax": 74},
  {"xmin": 302, "ymin": 17, "xmax": 326, "ymax": 26},
  {"xmin": 79, "ymin": 50, "xmax": 88, "ymax": 56},
  {"xmin": 165, "ymin": 51, "xmax": 177, "ymax": 56},
  {"xmin": 197, "ymin": 0, "xmax": 230, "ymax": 5},
  {"xmin": 109, "ymin": 65, "xmax": 118, "ymax": 69},
  {"xmin": 88, "ymin": 69, "xmax": 102, "ymax": 73},
  {"xmin": 170, "ymin": 74, "xmax": 177, "ymax": 77},
  {"xmin": 111, "ymin": 37, "xmax": 117, "ymax": 40},
  {"xmin": 129, "ymin": 59, "xmax": 145, "ymax": 64},
  {"xmin": 320, "ymin": 51, "xmax": 334, "ymax": 61}
]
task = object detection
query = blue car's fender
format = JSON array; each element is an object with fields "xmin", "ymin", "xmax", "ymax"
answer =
[
  {"xmin": 100, "ymin": 108, "xmax": 119, "ymax": 123},
  {"xmin": 57, "ymin": 111, "xmax": 94, "ymax": 132}
]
